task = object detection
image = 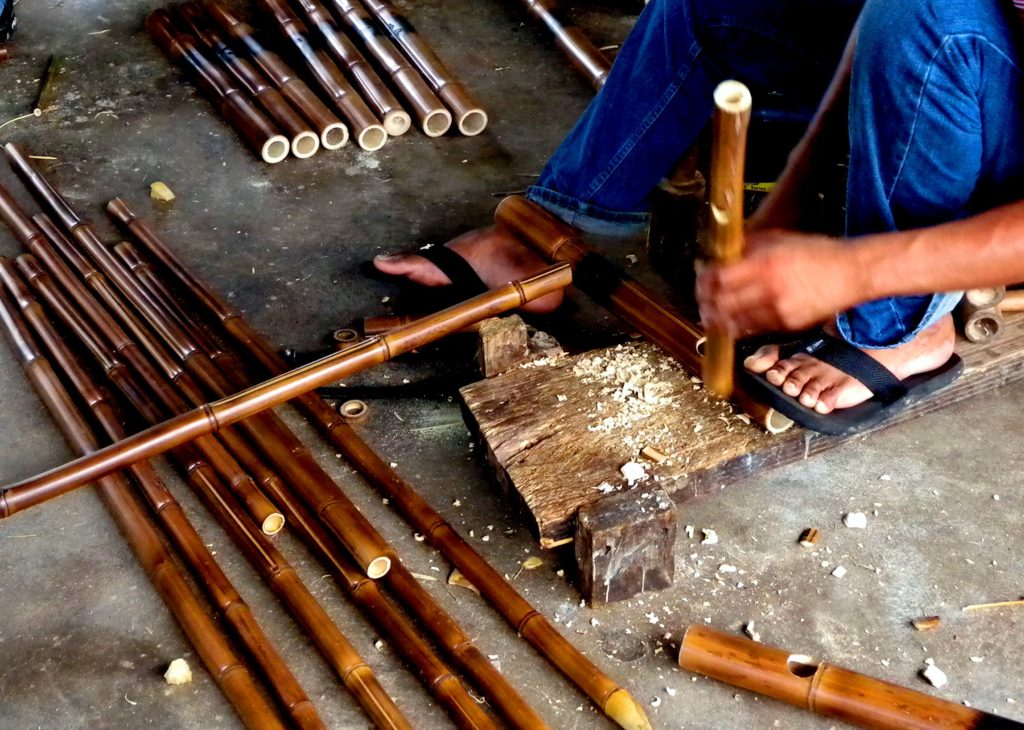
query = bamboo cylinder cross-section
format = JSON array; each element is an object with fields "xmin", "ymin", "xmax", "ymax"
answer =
[{"xmin": 703, "ymin": 80, "xmax": 752, "ymax": 399}]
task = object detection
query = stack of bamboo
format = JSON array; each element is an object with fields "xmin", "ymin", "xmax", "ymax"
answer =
[
  {"xmin": 0, "ymin": 145, "xmax": 650, "ymax": 730},
  {"xmin": 149, "ymin": 0, "xmax": 487, "ymax": 163}
]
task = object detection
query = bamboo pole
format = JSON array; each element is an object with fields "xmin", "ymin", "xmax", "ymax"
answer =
[
  {"xmin": 703, "ymin": 80, "xmax": 752, "ymax": 398},
  {"xmin": 494, "ymin": 194, "xmax": 792, "ymax": 433},
  {"xmin": 103, "ymin": 200, "xmax": 650, "ymax": 730},
  {"xmin": 0, "ymin": 287, "xmax": 286, "ymax": 730},
  {"xmin": 256, "ymin": 0, "xmax": 387, "ymax": 151},
  {"xmin": 998, "ymin": 290, "xmax": 1024, "ymax": 313},
  {"xmin": 289, "ymin": 0, "xmax": 410, "ymax": 136},
  {"xmin": 175, "ymin": 2, "xmax": 320, "ymax": 159},
  {"xmin": 147, "ymin": 9, "xmax": 290, "ymax": 163},
  {"xmin": 519, "ymin": 0, "xmax": 611, "ymax": 90},
  {"xmin": 325, "ymin": 0, "xmax": 451, "ymax": 136},
  {"xmin": 201, "ymin": 1, "xmax": 348, "ymax": 149},
  {"xmin": 679, "ymin": 625, "xmax": 1024, "ymax": 730},
  {"xmin": 361, "ymin": 0, "xmax": 487, "ymax": 136}
]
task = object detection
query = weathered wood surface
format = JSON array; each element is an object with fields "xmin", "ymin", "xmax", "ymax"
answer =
[
  {"xmin": 476, "ymin": 315, "xmax": 529, "ymax": 377},
  {"xmin": 461, "ymin": 313, "xmax": 1024, "ymax": 547}
]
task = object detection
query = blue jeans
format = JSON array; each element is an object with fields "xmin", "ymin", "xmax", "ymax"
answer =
[{"xmin": 527, "ymin": 0, "xmax": 1024, "ymax": 348}]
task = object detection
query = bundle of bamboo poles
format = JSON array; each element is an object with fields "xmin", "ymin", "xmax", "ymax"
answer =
[
  {"xmin": 148, "ymin": 0, "xmax": 486, "ymax": 162},
  {"xmin": 0, "ymin": 147, "xmax": 652, "ymax": 729}
]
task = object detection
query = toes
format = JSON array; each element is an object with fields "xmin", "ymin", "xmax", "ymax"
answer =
[
  {"xmin": 798, "ymin": 379, "xmax": 825, "ymax": 409},
  {"xmin": 764, "ymin": 357, "xmax": 798, "ymax": 387},
  {"xmin": 743, "ymin": 345, "xmax": 780, "ymax": 374},
  {"xmin": 372, "ymin": 253, "xmax": 451, "ymax": 286},
  {"xmin": 780, "ymin": 365, "xmax": 814, "ymax": 397},
  {"xmin": 814, "ymin": 385, "xmax": 840, "ymax": 414}
]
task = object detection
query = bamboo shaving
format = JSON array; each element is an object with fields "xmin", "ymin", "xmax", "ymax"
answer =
[
  {"xmin": 448, "ymin": 568, "xmax": 480, "ymax": 595},
  {"xmin": 962, "ymin": 599, "xmax": 1024, "ymax": 612}
]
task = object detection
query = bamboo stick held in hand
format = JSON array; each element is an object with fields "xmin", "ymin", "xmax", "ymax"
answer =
[{"xmin": 703, "ymin": 80, "xmax": 752, "ymax": 399}]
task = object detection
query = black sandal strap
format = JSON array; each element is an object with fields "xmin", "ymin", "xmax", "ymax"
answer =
[
  {"xmin": 418, "ymin": 246, "xmax": 488, "ymax": 297},
  {"xmin": 779, "ymin": 334, "xmax": 906, "ymax": 404}
]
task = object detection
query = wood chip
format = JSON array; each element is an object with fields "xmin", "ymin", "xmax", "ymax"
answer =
[
  {"xmin": 448, "ymin": 568, "xmax": 480, "ymax": 595},
  {"xmin": 912, "ymin": 615, "xmax": 942, "ymax": 631},
  {"xmin": 641, "ymin": 445, "xmax": 668, "ymax": 463},
  {"xmin": 521, "ymin": 556, "xmax": 544, "ymax": 570},
  {"xmin": 149, "ymin": 181, "xmax": 176, "ymax": 202},
  {"xmin": 164, "ymin": 658, "xmax": 192, "ymax": 685},
  {"xmin": 798, "ymin": 528, "xmax": 820, "ymax": 548},
  {"xmin": 921, "ymin": 660, "xmax": 948, "ymax": 688}
]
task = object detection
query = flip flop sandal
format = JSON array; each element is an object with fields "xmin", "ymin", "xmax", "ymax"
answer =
[
  {"xmin": 365, "ymin": 245, "xmax": 488, "ymax": 312},
  {"xmin": 737, "ymin": 331, "xmax": 964, "ymax": 436}
]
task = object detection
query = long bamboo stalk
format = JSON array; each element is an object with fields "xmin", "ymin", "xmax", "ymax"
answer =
[
  {"xmin": 201, "ymin": 1, "xmax": 348, "ymax": 149},
  {"xmin": 0, "ymin": 287, "xmax": 286, "ymax": 730},
  {"xmin": 325, "ymin": 0, "xmax": 451, "ymax": 136},
  {"xmin": 147, "ymin": 9, "xmax": 290, "ymax": 163},
  {"xmin": 175, "ymin": 2, "xmax": 320, "ymax": 158},
  {"xmin": 361, "ymin": 0, "xmax": 487, "ymax": 136},
  {"xmin": 703, "ymin": 80, "xmax": 752, "ymax": 398},
  {"xmin": 494, "ymin": 194, "xmax": 792, "ymax": 433},
  {"xmin": 256, "ymin": 0, "xmax": 387, "ymax": 151},
  {"xmin": 519, "ymin": 0, "xmax": 611, "ymax": 90},
  {"xmin": 103, "ymin": 199, "xmax": 650, "ymax": 730}
]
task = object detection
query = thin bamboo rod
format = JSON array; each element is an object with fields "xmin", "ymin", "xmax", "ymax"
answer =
[
  {"xmin": 256, "ymin": 0, "xmax": 388, "ymax": 151},
  {"xmin": 102, "ymin": 200, "xmax": 649, "ymax": 730},
  {"xmin": 290, "ymin": 0, "xmax": 410, "ymax": 136},
  {"xmin": 361, "ymin": 0, "xmax": 487, "ymax": 136},
  {"xmin": 679, "ymin": 625, "xmax": 1024, "ymax": 730},
  {"xmin": 494, "ymin": 194, "xmax": 792, "ymax": 433},
  {"xmin": 147, "ymin": 9, "xmax": 290, "ymax": 163},
  {"xmin": 201, "ymin": 1, "xmax": 348, "ymax": 149},
  {"xmin": 998, "ymin": 290, "xmax": 1024, "ymax": 313},
  {"xmin": 519, "ymin": 0, "xmax": 611, "ymax": 90},
  {"xmin": 0, "ymin": 287, "xmax": 285, "ymax": 730},
  {"xmin": 175, "ymin": 2, "xmax": 320, "ymax": 159},
  {"xmin": 325, "ymin": 0, "xmax": 451, "ymax": 136},
  {"xmin": 703, "ymin": 80, "xmax": 752, "ymax": 398}
]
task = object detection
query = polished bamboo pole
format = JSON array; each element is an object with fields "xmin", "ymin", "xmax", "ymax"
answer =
[
  {"xmin": 703, "ymin": 80, "xmax": 752, "ymax": 398},
  {"xmin": 0, "ymin": 287, "xmax": 286, "ymax": 730},
  {"xmin": 102, "ymin": 200, "xmax": 650, "ymax": 730},
  {"xmin": 679, "ymin": 625, "xmax": 1024, "ymax": 730},
  {"xmin": 175, "ymin": 2, "xmax": 320, "ymax": 159},
  {"xmin": 147, "ymin": 9, "xmax": 290, "ymax": 163},
  {"xmin": 519, "ymin": 0, "xmax": 611, "ymax": 90},
  {"xmin": 290, "ymin": 0, "xmax": 411, "ymax": 136},
  {"xmin": 256, "ymin": 0, "xmax": 387, "ymax": 151},
  {"xmin": 201, "ymin": 1, "xmax": 348, "ymax": 149},
  {"xmin": 494, "ymin": 194, "xmax": 792, "ymax": 433},
  {"xmin": 361, "ymin": 0, "xmax": 487, "ymax": 136},
  {"xmin": 325, "ymin": 0, "xmax": 451, "ymax": 136}
]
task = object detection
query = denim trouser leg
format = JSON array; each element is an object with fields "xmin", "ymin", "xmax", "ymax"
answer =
[
  {"xmin": 840, "ymin": 0, "xmax": 1024, "ymax": 348},
  {"xmin": 526, "ymin": 0, "xmax": 862, "ymax": 236}
]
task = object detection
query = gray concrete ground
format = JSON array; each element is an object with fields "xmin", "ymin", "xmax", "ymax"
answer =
[{"xmin": 0, "ymin": 1, "xmax": 1021, "ymax": 728}]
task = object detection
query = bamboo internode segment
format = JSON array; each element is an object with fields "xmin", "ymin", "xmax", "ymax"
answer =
[
  {"xmin": 327, "ymin": 0, "xmax": 451, "ymax": 136},
  {"xmin": 703, "ymin": 80, "xmax": 752, "ymax": 399},
  {"xmin": 147, "ymin": 9, "xmax": 290, "ymax": 163},
  {"xmin": 176, "ymin": 2, "xmax": 319, "ymax": 159},
  {"xmin": 519, "ymin": 0, "xmax": 611, "ymax": 90},
  {"xmin": 494, "ymin": 195, "xmax": 792, "ymax": 434},
  {"xmin": 102, "ymin": 201, "xmax": 648, "ymax": 730},
  {"xmin": 999, "ymin": 289, "xmax": 1024, "ymax": 313},
  {"xmin": 202, "ymin": 1, "xmax": 349, "ymax": 149},
  {"xmin": 0, "ymin": 289, "xmax": 287, "ymax": 730},
  {"xmin": 679, "ymin": 625, "xmax": 1024, "ymax": 730},
  {"xmin": 362, "ymin": 0, "xmax": 487, "ymax": 136}
]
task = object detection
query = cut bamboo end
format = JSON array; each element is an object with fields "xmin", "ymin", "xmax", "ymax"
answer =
[
  {"xmin": 964, "ymin": 287, "xmax": 1005, "ymax": 307},
  {"xmin": 320, "ymin": 122, "xmax": 349, "ymax": 150},
  {"xmin": 356, "ymin": 125, "xmax": 388, "ymax": 152},
  {"xmin": 422, "ymin": 109, "xmax": 453, "ymax": 137},
  {"xmin": 366, "ymin": 555, "xmax": 391, "ymax": 579},
  {"xmin": 763, "ymin": 408, "xmax": 794, "ymax": 434},
  {"xmin": 261, "ymin": 135, "xmax": 290, "ymax": 164},
  {"xmin": 998, "ymin": 290, "xmax": 1024, "ymax": 312},
  {"xmin": 382, "ymin": 110, "xmax": 412, "ymax": 137},
  {"xmin": 261, "ymin": 512, "xmax": 286, "ymax": 535},
  {"xmin": 339, "ymin": 399, "xmax": 368, "ymax": 421},
  {"xmin": 291, "ymin": 130, "xmax": 320, "ymax": 159},
  {"xmin": 603, "ymin": 688, "xmax": 653, "ymax": 730},
  {"xmin": 963, "ymin": 308, "xmax": 1002, "ymax": 343},
  {"xmin": 713, "ymin": 80, "xmax": 752, "ymax": 114},
  {"xmin": 456, "ymin": 109, "xmax": 488, "ymax": 137}
]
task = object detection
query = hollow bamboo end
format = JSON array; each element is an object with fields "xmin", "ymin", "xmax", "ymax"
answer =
[
  {"xmin": 713, "ymin": 80, "xmax": 752, "ymax": 114},
  {"xmin": 339, "ymin": 399, "xmax": 368, "ymax": 422},
  {"xmin": 320, "ymin": 123, "xmax": 349, "ymax": 150},
  {"xmin": 261, "ymin": 136, "xmax": 290, "ymax": 164},
  {"xmin": 763, "ymin": 408, "xmax": 794, "ymax": 434},
  {"xmin": 965, "ymin": 311, "xmax": 1001, "ymax": 343},
  {"xmin": 382, "ymin": 111, "xmax": 412, "ymax": 137},
  {"xmin": 291, "ymin": 131, "xmax": 320, "ymax": 159},
  {"xmin": 422, "ymin": 109, "xmax": 452, "ymax": 137},
  {"xmin": 261, "ymin": 512, "xmax": 286, "ymax": 535},
  {"xmin": 357, "ymin": 125, "xmax": 388, "ymax": 152},
  {"xmin": 457, "ymin": 109, "xmax": 488, "ymax": 137},
  {"xmin": 604, "ymin": 688, "xmax": 653, "ymax": 730},
  {"xmin": 106, "ymin": 197, "xmax": 134, "ymax": 224},
  {"xmin": 366, "ymin": 555, "xmax": 391, "ymax": 579}
]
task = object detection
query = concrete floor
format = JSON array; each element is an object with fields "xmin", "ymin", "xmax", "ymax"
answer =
[{"xmin": 0, "ymin": 1, "xmax": 1021, "ymax": 728}]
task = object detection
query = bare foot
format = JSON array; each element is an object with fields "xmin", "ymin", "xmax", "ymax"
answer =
[
  {"xmin": 743, "ymin": 315, "xmax": 956, "ymax": 414},
  {"xmin": 372, "ymin": 226, "xmax": 564, "ymax": 314}
]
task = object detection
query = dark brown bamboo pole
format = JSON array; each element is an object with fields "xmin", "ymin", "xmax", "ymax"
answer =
[
  {"xmin": 679, "ymin": 625, "xmax": 1024, "ymax": 730},
  {"xmin": 494, "ymin": 194, "xmax": 793, "ymax": 433},
  {"xmin": 703, "ymin": 80, "xmax": 752, "ymax": 398},
  {"xmin": 360, "ymin": 0, "xmax": 487, "ymax": 136},
  {"xmin": 102, "ymin": 201, "xmax": 650, "ymax": 730},
  {"xmin": 8, "ymin": 274, "xmax": 324, "ymax": 730},
  {"xmin": 175, "ymin": 2, "xmax": 320, "ymax": 159},
  {"xmin": 256, "ymin": 0, "xmax": 388, "ymax": 151},
  {"xmin": 201, "ymin": 2, "xmax": 348, "ymax": 149},
  {"xmin": 0, "ymin": 288, "xmax": 286, "ymax": 730},
  {"xmin": 519, "ymin": 0, "xmax": 611, "ymax": 90},
  {"xmin": 289, "ymin": 0, "xmax": 411, "ymax": 136},
  {"xmin": 325, "ymin": 0, "xmax": 451, "ymax": 136},
  {"xmin": 147, "ymin": 9, "xmax": 290, "ymax": 163}
]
